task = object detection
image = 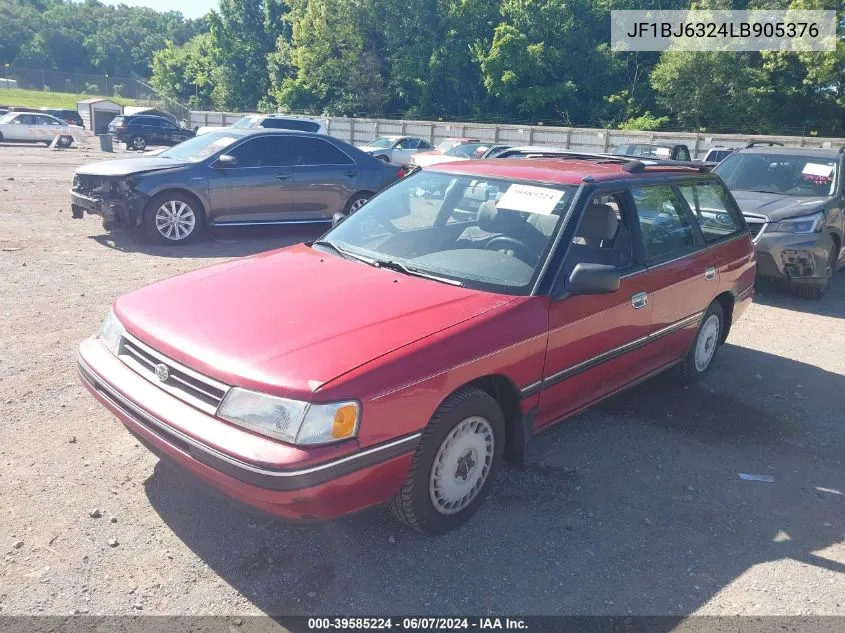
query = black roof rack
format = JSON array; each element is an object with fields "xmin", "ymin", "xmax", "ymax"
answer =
[
  {"xmin": 621, "ymin": 159, "xmax": 711, "ymax": 173},
  {"xmin": 745, "ymin": 141, "xmax": 785, "ymax": 148}
]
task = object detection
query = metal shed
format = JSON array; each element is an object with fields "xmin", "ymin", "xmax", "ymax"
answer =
[{"xmin": 77, "ymin": 98, "xmax": 122, "ymax": 134}]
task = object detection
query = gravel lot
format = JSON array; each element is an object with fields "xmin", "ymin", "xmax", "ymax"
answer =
[{"xmin": 1, "ymin": 142, "xmax": 843, "ymax": 619}]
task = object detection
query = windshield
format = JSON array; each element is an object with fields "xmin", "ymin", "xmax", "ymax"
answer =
[
  {"xmin": 319, "ymin": 171, "xmax": 575, "ymax": 294},
  {"xmin": 230, "ymin": 116, "xmax": 259, "ymax": 129},
  {"xmin": 0, "ymin": 113, "xmax": 16, "ymax": 124},
  {"xmin": 436, "ymin": 140, "xmax": 462, "ymax": 153},
  {"xmin": 366, "ymin": 137, "xmax": 395, "ymax": 148},
  {"xmin": 158, "ymin": 131, "xmax": 240, "ymax": 162},
  {"xmin": 445, "ymin": 143, "xmax": 490, "ymax": 158},
  {"xmin": 715, "ymin": 152, "xmax": 838, "ymax": 197}
]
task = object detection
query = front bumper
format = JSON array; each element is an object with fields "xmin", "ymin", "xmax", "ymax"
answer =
[
  {"xmin": 70, "ymin": 189, "xmax": 145, "ymax": 227},
  {"xmin": 753, "ymin": 231, "xmax": 835, "ymax": 287},
  {"xmin": 77, "ymin": 338, "xmax": 417, "ymax": 521}
]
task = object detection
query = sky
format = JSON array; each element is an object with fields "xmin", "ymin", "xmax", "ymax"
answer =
[{"xmin": 102, "ymin": 0, "xmax": 218, "ymax": 19}]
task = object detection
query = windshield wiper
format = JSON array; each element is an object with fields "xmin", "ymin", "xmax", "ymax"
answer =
[
  {"xmin": 372, "ymin": 259, "xmax": 464, "ymax": 286},
  {"xmin": 311, "ymin": 240, "xmax": 370, "ymax": 264}
]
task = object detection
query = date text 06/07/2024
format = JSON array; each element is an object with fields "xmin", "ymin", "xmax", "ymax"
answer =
[{"xmin": 306, "ymin": 617, "xmax": 529, "ymax": 630}]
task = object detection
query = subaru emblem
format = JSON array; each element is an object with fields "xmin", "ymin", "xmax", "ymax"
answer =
[{"xmin": 155, "ymin": 363, "xmax": 170, "ymax": 382}]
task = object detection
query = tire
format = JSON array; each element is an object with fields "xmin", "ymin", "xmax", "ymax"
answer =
[
  {"xmin": 344, "ymin": 192, "xmax": 371, "ymax": 215},
  {"xmin": 676, "ymin": 302, "xmax": 724, "ymax": 384},
  {"xmin": 130, "ymin": 135, "xmax": 147, "ymax": 151},
  {"xmin": 57, "ymin": 136, "xmax": 72, "ymax": 148},
  {"xmin": 389, "ymin": 386, "xmax": 506, "ymax": 535},
  {"xmin": 142, "ymin": 191, "xmax": 204, "ymax": 245}
]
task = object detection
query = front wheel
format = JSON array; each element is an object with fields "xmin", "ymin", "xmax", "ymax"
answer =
[
  {"xmin": 676, "ymin": 302, "xmax": 724, "ymax": 384},
  {"xmin": 57, "ymin": 136, "xmax": 72, "ymax": 148},
  {"xmin": 390, "ymin": 386, "xmax": 505, "ymax": 535},
  {"xmin": 142, "ymin": 192, "xmax": 203, "ymax": 244}
]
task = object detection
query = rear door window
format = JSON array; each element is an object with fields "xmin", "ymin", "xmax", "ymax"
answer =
[
  {"xmin": 290, "ymin": 137, "xmax": 353, "ymax": 165},
  {"xmin": 631, "ymin": 185, "xmax": 698, "ymax": 263},
  {"xmin": 678, "ymin": 181, "xmax": 745, "ymax": 244}
]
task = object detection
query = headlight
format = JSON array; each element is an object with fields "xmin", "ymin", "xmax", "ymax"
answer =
[
  {"xmin": 97, "ymin": 309, "xmax": 125, "ymax": 355},
  {"xmin": 766, "ymin": 211, "xmax": 824, "ymax": 234},
  {"xmin": 217, "ymin": 387, "xmax": 360, "ymax": 446}
]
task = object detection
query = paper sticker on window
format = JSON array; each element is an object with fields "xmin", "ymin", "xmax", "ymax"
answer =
[
  {"xmin": 654, "ymin": 147, "xmax": 671, "ymax": 158},
  {"xmin": 802, "ymin": 163, "xmax": 834, "ymax": 177},
  {"xmin": 497, "ymin": 184, "xmax": 564, "ymax": 215}
]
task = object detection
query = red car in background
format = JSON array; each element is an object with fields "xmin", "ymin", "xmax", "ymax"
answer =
[{"xmin": 78, "ymin": 154, "xmax": 755, "ymax": 535}]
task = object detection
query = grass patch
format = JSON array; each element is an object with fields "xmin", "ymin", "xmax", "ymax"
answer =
[{"xmin": 0, "ymin": 88, "xmax": 141, "ymax": 110}]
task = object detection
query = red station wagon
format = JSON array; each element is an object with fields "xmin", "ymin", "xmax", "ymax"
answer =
[{"xmin": 78, "ymin": 154, "xmax": 756, "ymax": 534}]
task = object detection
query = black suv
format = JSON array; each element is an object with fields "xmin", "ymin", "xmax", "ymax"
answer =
[{"xmin": 108, "ymin": 115, "xmax": 195, "ymax": 151}]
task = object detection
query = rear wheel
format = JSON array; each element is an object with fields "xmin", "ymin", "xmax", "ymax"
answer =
[
  {"xmin": 142, "ymin": 192, "xmax": 203, "ymax": 245},
  {"xmin": 130, "ymin": 135, "xmax": 147, "ymax": 151},
  {"xmin": 389, "ymin": 386, "xmax": 505, "ymax": 535},
  {"xmin": 344, "ymin": 192, "xmax": 371, "ymax": 215},
  {"xmin": 57, "ymin": 136, "xmax": 72, "ymax": 148},
  {"xmin": 676, "ymin": 302, "xmax": 724, "ymax": 384}
]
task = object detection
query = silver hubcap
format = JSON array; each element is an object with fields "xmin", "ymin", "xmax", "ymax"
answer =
[
  {"xmin": 429, "ymin": 416, "xmax": 494, "ymax": 515},
  {"xmin": 134, "ymin": 137, "xmax": 145, "ymax": 149},
  {"xmin": 349, "ymin": 197, "xmax": 368, "ymax": 212},
  {"xmin": 155, "ymin": 200, "xmax": 196, "ymax": 241},
  {"xmin": 694, "ymin": 314, "xmax": 720, "ymax": 372}
]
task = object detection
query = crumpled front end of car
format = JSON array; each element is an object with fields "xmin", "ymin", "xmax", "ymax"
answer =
[{"xmin": 70, "ymin": 174, "xmax": 148, "ymax": 229}]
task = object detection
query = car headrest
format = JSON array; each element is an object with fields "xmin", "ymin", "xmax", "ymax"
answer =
[
  {"xmin": 476, "ymin": 200, "xmax": 524, "ymax": 234},
  {"xmin": 578, "ymin": 204, "xmax": 618, "ymax": 241}
]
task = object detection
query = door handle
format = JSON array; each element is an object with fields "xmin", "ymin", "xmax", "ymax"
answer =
[
  {"xmin": 631, "ymin": 292, "xmax": 648, "ymax": 309},
  {"xmin": 275, "ymin": 173, "xmax": 292, "ymax": 181},
  {"xmin": 344, "ymin": 170, "xmax": 358, "ymax": 178},
  {"xmin": 704, "ymin": 267, "xmax": 716, "ymax": 281}
]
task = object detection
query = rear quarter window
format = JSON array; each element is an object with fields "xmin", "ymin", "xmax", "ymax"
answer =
[{"xmin": 678, "ymin": 180, "xmax": 745, "ymax": 244}]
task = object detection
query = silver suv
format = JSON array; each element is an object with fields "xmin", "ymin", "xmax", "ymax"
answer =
[
  {"xmin": 195, "ymin": 114, "xmax": 327, "ymax": 137},
  {"xmin": 714, "ymin": 145, "xmax": 844, "ymax": 299}
]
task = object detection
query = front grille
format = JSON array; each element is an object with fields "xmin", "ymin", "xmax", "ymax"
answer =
[
  {"xmin": 745, "ymin": 219, "xmax": 766, "ymax": 240},
  {"xmin": 117, "ymin": 333, "xmax": 229, "ymax": 414}
]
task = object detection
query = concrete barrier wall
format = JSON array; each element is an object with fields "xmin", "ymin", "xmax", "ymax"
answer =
[{"xmin": 190, "ymin": 111, "xmax": 844, "ymax": 159}]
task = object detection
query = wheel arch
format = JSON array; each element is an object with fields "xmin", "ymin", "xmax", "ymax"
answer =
[
  {"xmin": 463, "ymin": 374, "xmax": 527, "ymax": 467},
  {"xmin": 714, "ymin": 291, "xmax": 735, "ymax": 343}
]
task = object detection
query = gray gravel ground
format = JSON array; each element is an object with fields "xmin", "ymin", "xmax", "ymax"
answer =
[{"xmin": 0, "ymin": 142, "xmax": 843, "ymax": 619}]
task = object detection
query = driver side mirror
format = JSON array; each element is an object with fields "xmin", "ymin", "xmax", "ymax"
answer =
[
  {"xmin": 332, "ymin": 212, "xmax": 346, "ymax": 226},
  {"xmin": 216, "ymin": 154, "xmax": 237, "ymax": 168},
  {"xmin": 568, "ymin": 263, "xmax": 620, "ymax": 295}
]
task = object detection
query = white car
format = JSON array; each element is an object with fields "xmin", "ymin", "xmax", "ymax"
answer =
[
  {"xmin": 409, "ymin": 142, "xmax": 507, "ymax": 168},
  {"xmin": 356, "ymin": 136, "xmax": 434, "ymax": 165},
  {"xmin": 0, "ymin": 112, "xmax": 82, "ymax": 147},
  {"xmin": 195, "ymin": 114, "xmax": 327, "ymax": 137}
]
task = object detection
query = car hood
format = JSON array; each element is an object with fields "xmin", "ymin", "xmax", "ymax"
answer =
[
  {"xmin": 75, "ymin": 157, "xmax": 186, "ymax": 177},
  {"xmin": 731, "ymin": 190, "xmax": 829, "ymax": 221},
  {"xmin": 356, "ymin": 145, "xmax": 386, "ymax": 153},
  {"xmin": 114, "ymin": 244, "xmax": 516, "ymax": 398},
  {"xmin": 412, "ymin": 154, "xmax": 455, "ymax": 168}
]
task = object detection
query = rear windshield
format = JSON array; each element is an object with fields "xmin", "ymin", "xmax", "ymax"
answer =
[
  {"xmin": 261, "ymin": 118, "xmax": 321, "ymax": 132},
  {"xmin": 110, "ymin": 116, "xmax": 125, "ymax": 125}
]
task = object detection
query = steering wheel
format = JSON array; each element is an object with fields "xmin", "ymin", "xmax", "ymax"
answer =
[{"xmin": 485, "ymin": 236, "xmax": 535, "ymax": 264}]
